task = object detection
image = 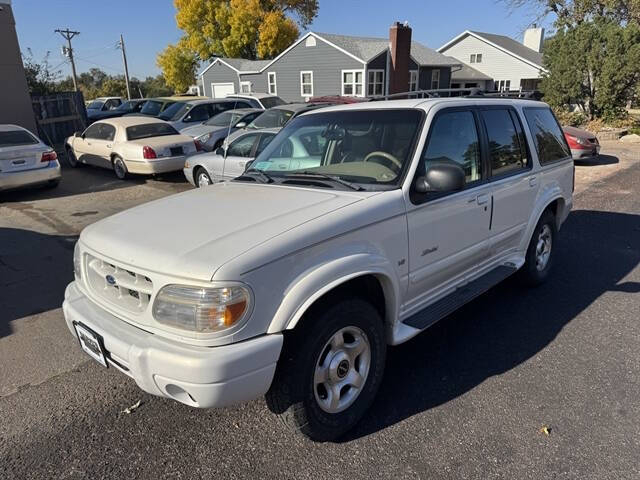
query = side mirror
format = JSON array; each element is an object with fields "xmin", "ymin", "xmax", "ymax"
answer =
[
  {"xmin": 215, "ymin": 147, "xmax": 225, "ymax": 156},
  {"xmin": 74, "ymin": 131, "xmax": 82, "ymax": 138},
  {"xmin": 415, "ymin": 162, "xmax": 465, "ymax": 193},
  {"xmin": 235, "ymin": 121, "xmax": 246, "ymax": 128}
]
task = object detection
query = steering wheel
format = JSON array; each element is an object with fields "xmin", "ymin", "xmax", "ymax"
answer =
[{"xmin": 363, "ymin": 151, "xmax": 402, "ymax": 171}]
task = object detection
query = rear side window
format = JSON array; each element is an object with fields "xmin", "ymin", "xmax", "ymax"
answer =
[
  {"xmin": 523, "ymin": 107, "xmax": 570, "ymax": 164},
  {"xmin": 0, "ymin": 130, "xmax": 38, "ymax": 147},
  {"xmin": 480, "ymin": 109, "xmax": 528, "ymax": 176}
]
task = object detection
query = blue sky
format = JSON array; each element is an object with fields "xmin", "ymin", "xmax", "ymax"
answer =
[{"xmin": 14, "ymin": 0, "xmax": 551, "ymax": 79}]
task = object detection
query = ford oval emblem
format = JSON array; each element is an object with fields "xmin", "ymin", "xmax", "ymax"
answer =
[{"xmin": 106, "ymin": 275, "xmax": 116, "ymax": 286}]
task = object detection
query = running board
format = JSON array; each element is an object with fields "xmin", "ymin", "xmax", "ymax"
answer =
[{"xmin": 403, "ymin": 265, "xmax": 518, "ymax": 330}]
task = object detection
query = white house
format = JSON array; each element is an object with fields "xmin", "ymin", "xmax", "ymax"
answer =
[{"xmin": 438, "ymin": 27, "xmax": 547, "ymax": 92}]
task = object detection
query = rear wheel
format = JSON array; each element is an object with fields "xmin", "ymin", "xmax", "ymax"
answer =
[
  {"xmin": 519, "ymin": 210, "xmax": 557, "ymax": 286},
  {"xmin": 265, "ymin": 298, "xmax": 386, "ymax": 442},
  {"xmin": 112, "ymin": 156, "xmax": 128, "ymax": 180},
  {"xmin": 195, "ymin": 167, "xmax": 212, "ymax": 187}
]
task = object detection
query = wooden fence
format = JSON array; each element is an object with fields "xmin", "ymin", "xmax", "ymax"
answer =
[{"xmin": 31, "ymin": 92, "xmax": 87, "ymax": 149}]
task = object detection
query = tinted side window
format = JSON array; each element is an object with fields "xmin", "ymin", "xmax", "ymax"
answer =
[
  {"xmin": 228, "ymin": 134, "xmax": 258, "ymax": 157},
  {"xmin": 186, "ymin": 105, "xmax": 210, "ymax": 122},
  {"xmin": 84, "ymin": 123, "xmax": 102, "ymax": 139},
  {"xmin": 523, "ymin": 107, "xmax": 570, "ymax": 164},
  {"xmin": 481, "ymin": 109, "xmax": 527, "ymax": 176},
  {"xmin": 256, "ymin": 133, "xmax": 275, "ymax": 155},
  {"xmin": 422, "ymin": 110, "xmax": 481, "ymax": 183}
]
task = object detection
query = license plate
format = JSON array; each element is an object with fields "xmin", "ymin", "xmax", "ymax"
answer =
[
  {"xmin": 170, "ymin": 146, "xmax": 184, "ymax": 156},
  {"xmin": 74, "ymin": 322, "xmax": 108, "ymax": 367}
]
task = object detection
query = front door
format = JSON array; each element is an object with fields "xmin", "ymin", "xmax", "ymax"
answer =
[
  {"xmin": 406, "ymin": 108, "xmax": 492, "ymax": 308},
  {"xmin": 222, "ymin": 132, "xmax": 260, "ymax": 179},
  {"xmin": 84, "ymin": 123, "xmax": 116, "ymax": 168}
]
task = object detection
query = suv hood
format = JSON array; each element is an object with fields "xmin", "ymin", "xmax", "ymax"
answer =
[{"xmin": 80, "ymin": 182, "xmax": 364, "ymax": 280}]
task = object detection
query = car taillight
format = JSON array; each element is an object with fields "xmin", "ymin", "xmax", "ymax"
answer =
[
  {"xmin": 41, "ymin": 150, "xmax": 57, "ymax": 162},
  {"xmin": 143, "ymin": 146, "xmax": 157, "ymax": 159},
  {"xmin": 194, "ymin": 140, "xmax": 203, "ymax": 152}
]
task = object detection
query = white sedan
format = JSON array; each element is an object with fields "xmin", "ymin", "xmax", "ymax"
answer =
[{"xmin": 65, "ymin": 117, "xmax": 201, "ymax": 179}]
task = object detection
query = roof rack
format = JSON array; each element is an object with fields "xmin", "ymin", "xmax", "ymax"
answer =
[{"xmin": 368, "ymin": 88, "xmax": 542, "ymax": 101}]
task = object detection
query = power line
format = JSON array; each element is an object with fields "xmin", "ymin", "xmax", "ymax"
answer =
[{"xmin": 54, "ymin": 28, "xmax": 80, "ymax": 91}]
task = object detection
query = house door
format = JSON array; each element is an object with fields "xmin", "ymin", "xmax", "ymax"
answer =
[{"xmin": 211, "ymin": 82, "xmax": 235, "ymax": 99}]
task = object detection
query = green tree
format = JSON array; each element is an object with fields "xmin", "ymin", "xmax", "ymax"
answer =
[
  {"xmin": 503, "ymin": 0, "xmax": 640, "ymax": 27},
  {"xmin": 540, "ymin": 18, "xmax": 640, "ymax": 120},
  {"xmin": 22, "ymin": 50, "xmax": 62, "ymax": 95},
  {"xmin": 156, "ymin": 40, "xmax": 198, "ymax": 93}
]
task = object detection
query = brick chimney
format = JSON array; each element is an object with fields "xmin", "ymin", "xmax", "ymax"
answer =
[{"xmin": 388, "ymin": 21, "xmax": 412, "ymax": 95}]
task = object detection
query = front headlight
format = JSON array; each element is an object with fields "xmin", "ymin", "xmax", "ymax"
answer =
[
  {"xmin": 152, "ymin": 284, "xmax": 251, "ymax": 333},
  {"xmin": 73, "ymin": 242, "xmax": 81, "ymax": 279},
  {"xmin": 197, "ymin": 133, "xmax": 212, "ymax": 143}
]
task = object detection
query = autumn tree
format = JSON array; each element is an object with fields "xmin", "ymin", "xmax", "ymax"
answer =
[
  {"xmin": 156, "ymin": 40, "xmax": 198, "ymax": 93},
  {"xmin": 158, "ymin": 0, "xmax": 318, "ymax": 86}
]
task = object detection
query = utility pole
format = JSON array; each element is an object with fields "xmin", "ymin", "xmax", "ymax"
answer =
[
  {"xmin": 117, "ymin": 34, "xmax": 131, "ymax": 100},
  {"xmin": 55, "ymin": 28, "xmax": 80, "ymax": 91}
]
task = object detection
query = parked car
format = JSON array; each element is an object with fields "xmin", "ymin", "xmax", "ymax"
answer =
[
  {"xmin": 87, "ymin": 99, "xmax": 147, "ymax": 123},
  {"xmin": 63, "ymin": 97, "xmax": 573, "ymax": 441},
  {"xmin": 184, "ymin": 127, "xmax": 280, "ymax": 186},
  {"xmin": 225, "ymin": 93, "xmax": 286, "ymax": 109},
  {"xmin": 86, "ymin": 97, "xmax": 124, "ymax": 121},
  {"xmin": 157, "ymin": 99, "xmax": 253, "ymax": 132},
  {"xmin": 0, "ymin": 124, "xmax": 61, "ymax": 191},
  {"xmin": 180, "ymin": 108, "xmax": 263, "ymax": 151},
  {"xmin": 246, "ymin": 103, "xmax": 329, "ymax": 130},
  {"xmin": 563, "ymin": 126, "xmax": 600, "ymax": 160},
  {"xmin": 65, "ymin": 117, "xmax": 200, "ymax": 179},
  {"xmin": 129, "ymin": 96, "xmax": 205, "ymax": 118}
]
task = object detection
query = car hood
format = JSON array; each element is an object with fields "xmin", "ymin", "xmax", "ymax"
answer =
[
  {"xmin": 180, "ymin": 124, "xmax": 224, "ymax": 138},
  {"xmin": 80, "ymin": 182, "xmax": 364, "ymax": 281}
]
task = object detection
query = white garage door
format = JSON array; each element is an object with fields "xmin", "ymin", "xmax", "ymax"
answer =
[{"xmin": 211, "ymin": 82, "xmax": 235, "ymax": 99}]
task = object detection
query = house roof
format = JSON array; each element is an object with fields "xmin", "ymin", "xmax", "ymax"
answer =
[
  {"xmin": 451, "ymin": 63, "xmax": 492, "ymax": 81},
  {"xmin": 438, "ymin": 30, "xmax": 545, "ymax": 69},
  {"xmin": 315, "ymin": 32, "xmax": 459, "ymax": 66},
  {"xmin": 218, "ymin": 58, "xmax": 271, "ymax": 72}
]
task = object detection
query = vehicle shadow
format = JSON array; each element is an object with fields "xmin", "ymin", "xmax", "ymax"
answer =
[
  {"xmin": 574, "ymin": 154, "xmax": 619, "ymax": 167},
  {"xmin": 340, "ymin": 208, "xmax": 640, "ymax": 442},
  {"xmin": 0, "ymin": 228, "xmax": 77, "ymax": 339}
]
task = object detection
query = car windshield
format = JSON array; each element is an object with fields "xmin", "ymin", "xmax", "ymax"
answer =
[
  {"xmin": 246, "ymin": 109, "xmax": 423, "ymax": 189},
  {"xmin": 126, "ymin": 123, "xmax": 179, "ymax": 141},
  {"xmin": 140, "ymin": 100, "xmax": 164, "ymax": 116},
  {"xmin": 260, "ymin": 96, "xmax": 286, "ymax": 109},
  {"xmin": 0, "ymin": 130, "xmax": 39, "ymax": 147},
  {"xmin": 87, "ymin": 100, "xmax": 104, "ymax": 110},
  {"xmin": 205, "ymin": 111, "xmax": 243, "ymax": 127},
  {"xmin": 158, "ymin": 102, "xmax": 191, "ymax": 121},
  {"xmin": 248, "ymin": 109, "xmax": 293, "ymax": 129}
]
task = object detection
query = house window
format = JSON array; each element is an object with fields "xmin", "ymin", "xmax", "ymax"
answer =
[
  {"xmin": 268, "ymin": 72, "xmax": 277, "ymax": 95},
  {"xmin": 476, "ymin": 54, "xmax": 482, "ymax": 63},
  {"xmin": 409, "ymin": 70, "xmax": 418, "ymax": 91},
  {"xmin": 300, "ymin": 71, "xmax": 313, "ymax": 97},
  {"xmin": 470, "ymin": 54, "xmax": 476, "ymax": 63},
  {"xmin": 342, "ymin": 70, "xmax": 364, "ymax": 96},
  {"xmin": 367, "ymin": 70, "xmax": 384, "ymax": 96},
  {"xmin": 470, "ymin": 53, "xmax": 483, "ymax": 63},
  {"xmin": 240, "ymin": 81, "xmax": 251, "ymax": 94},
  {"xmin": 495, "ymin": 80, "xmax": 511, "ymax": 91},
  {"xmin": 431, "ymin": 69, "xmax": 440, "ymax": 89}
]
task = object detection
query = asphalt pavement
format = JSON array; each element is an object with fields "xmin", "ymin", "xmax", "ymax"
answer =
[{"xmin": 1, "ymin": 144, "xmax": 639, "ymax": 479}]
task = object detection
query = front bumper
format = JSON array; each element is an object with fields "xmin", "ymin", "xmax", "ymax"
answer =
[
  {"xmin": 62, "ymin": 282, "xmax": 283, "ymax": 408},
  {"xmin": 125, "ymin": 156, "xmax": 188, "ymax": 175},
  {"xmin": 183, "ymin": 164, "xmax": 196, "ymax": 186},
  {"xmin": 571, "ymin": 145, "xmax": 600, "ymax": 160},
  {"xmin": 0, "ymin": 160, "xmax": 61, "ymax": 191}
]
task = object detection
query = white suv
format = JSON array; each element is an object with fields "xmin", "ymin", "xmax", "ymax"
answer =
[{"xmin": 63, "ymin": 97, "xmax": 573, "ymax": 441}]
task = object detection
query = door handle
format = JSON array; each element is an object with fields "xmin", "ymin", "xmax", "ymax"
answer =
[
  {"xmin": 476, "ymin": 194, "xmax": 489, "ymax": 205},
  {"xmin": 106, "ymin": 144, "xmax": 112, "ymax": 148},
  {"xmin": 529, "ymin": 176, "xmax": 538, "ymax": 187}
]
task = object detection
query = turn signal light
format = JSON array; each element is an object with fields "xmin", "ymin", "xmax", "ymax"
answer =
[
  {"xmin": 41, "ymin": 150, "xmax": 57, "ymax": 162},
  {"xmin": 143, "ymin": 146, "xmax": 157, "ymax": 159}
]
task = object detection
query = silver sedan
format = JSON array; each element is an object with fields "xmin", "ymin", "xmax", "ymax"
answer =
[{"xmin": 0, "ymin": 124, "xmax": 61, "ymax": 192}]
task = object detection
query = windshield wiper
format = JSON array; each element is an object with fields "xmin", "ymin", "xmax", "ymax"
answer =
[
  {"xmin": 285, "ymin": 171, "xmax": 364, "ymax": 191},
  {"xmin": 235, "ymin": 168, "xmax": 274, "ymax": 184}
]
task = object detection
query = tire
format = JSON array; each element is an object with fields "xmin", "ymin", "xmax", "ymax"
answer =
[
  {"xmin": 265, "ymin": 298, "xmax": 386, "ymax": 442},
  {"xmin": 66, "ymin": 147, "xmax": 80, "ymax": 168},
  {"xmin": 194, "ymin": 167, "xmax": 213, "ymax": 187},
  {"xmin": 519, "ymin": 209, "xmax": 557, "ymax": 286},
  {"xmin": 112, "ymin": 156, "xmax": 128, "ymax": 180}
]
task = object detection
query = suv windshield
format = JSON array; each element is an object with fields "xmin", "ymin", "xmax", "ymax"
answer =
[
  {"xmin": 140, "ymin": 100, "xmax": 166, "ymax": 116},
  {"xmin": 87, "ymin": 100, "xmax": 104, "ymax": 110},
  {"xmin": 158, "ymin": 102, "xmax": 191, "ymax": 121},
  {"xmin": 260, "ymin": 96, "xmax": 286, "ymax": 109},
  {"xmin": 126, "ymin": 123, "xmax": 179, "ymax": 141},
  {"xmin": 248, "ymin": 109, "xmax": 293, "ymax": 129},
  {"xmin": 206, "ymin": 111, "xmax": 243, "ymax": 127},
  {"xmin": 247, "ymin": 109, "xmax": 423, "ymax": 189}
]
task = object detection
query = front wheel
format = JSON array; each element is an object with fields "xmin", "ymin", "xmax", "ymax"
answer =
[
  {"xmin": 195, "ymin": 167, "xmax": 213, "ymax": 187},
  {"xmin": 519, "ymin": 210, "xmax": 557, "ymax": 286},
  {"xmin": 112, "ymin": 156, "xmax": 128, "ymax": 180},
  {"xmin": 66, "ymin": 147, "xmax": 79, "ymax": 168},
  {"xmin": 265, "ymin": 298, "xmax": 386, "ymax": 441}
]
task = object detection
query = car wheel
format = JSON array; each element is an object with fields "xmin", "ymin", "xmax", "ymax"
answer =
[
  {"xmin": 66, "ymin": 147, "xmax": 79, "ymax": 168},
  {"xmin": 519, "ymin": 209, "xmax": 557, "ymax": 286},
  {"xmin": 265, "ymin": 298, "xmax": 386, "ymax": 442},
  {"xmin": 195, "ymin": 167, "xmax": 213, "ymax": 187},
  {"xmin": 112, "ymin": 156, "xmax": 128, "ymax": 180}
]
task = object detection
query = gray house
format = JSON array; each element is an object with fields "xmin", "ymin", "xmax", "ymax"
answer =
[{"xmin": 199, "ymin": 26, "xmax": 460, "ymax": 103}]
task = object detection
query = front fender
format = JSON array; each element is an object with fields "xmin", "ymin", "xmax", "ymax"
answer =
[{"xmin": 266, "ymin": 253, "xmax": 400, "ymax": 335}]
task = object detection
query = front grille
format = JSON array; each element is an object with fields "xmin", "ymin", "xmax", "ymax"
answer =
[{"xmin": 85, "ymin": 253, "xmax": 153, "ymax": 313}]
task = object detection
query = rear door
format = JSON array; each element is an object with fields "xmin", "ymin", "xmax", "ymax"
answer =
[
  {"xmin": 478, "ymin": 106, "xmax": 538, "ymax": 256},
  {"xmin": 0, "ymin": 129, "xmax": 46, "ymax": 173}
]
